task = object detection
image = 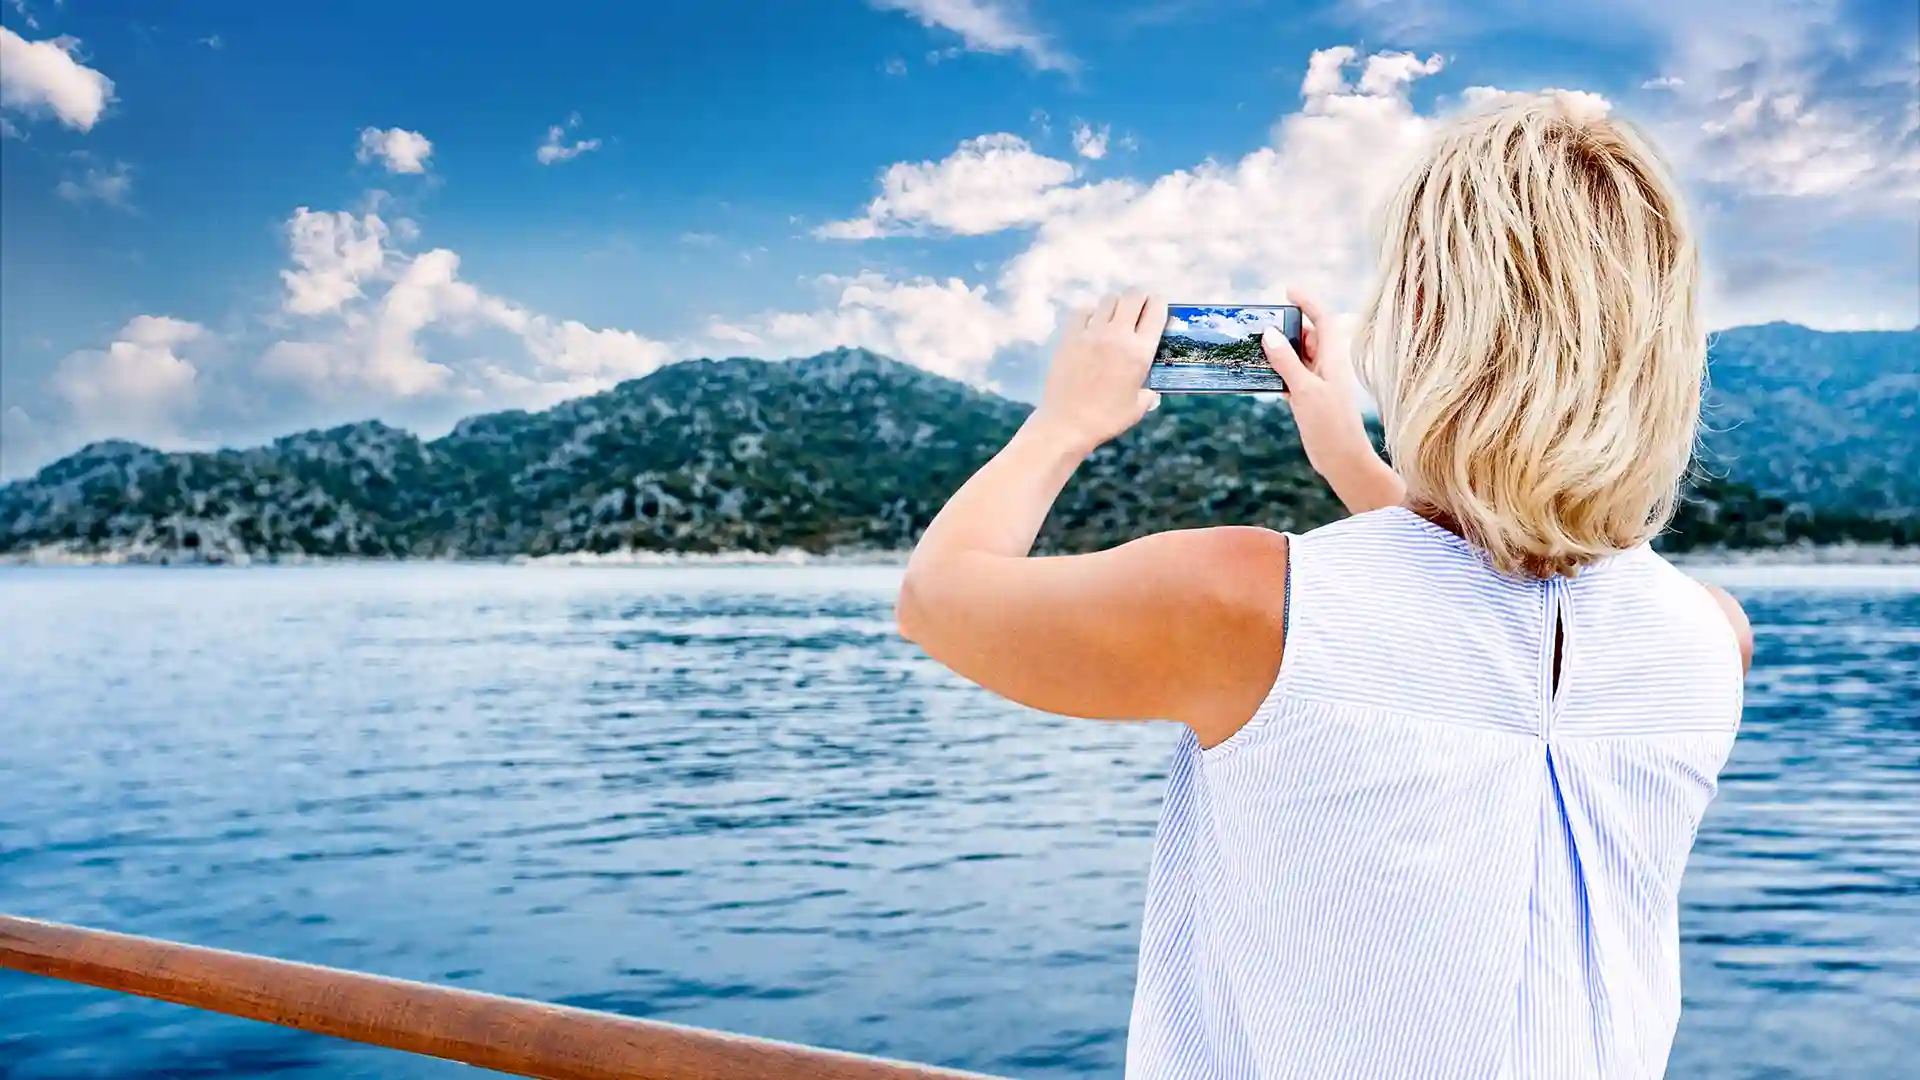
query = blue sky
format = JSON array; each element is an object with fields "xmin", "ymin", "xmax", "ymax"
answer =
[
  {"xmin": 2, "ymin": 0, "xmax": 1916, "ymax": 476},
  {"xmin": 1167, "ymin": 306, "xmax": 1292, "ymax": 344}
]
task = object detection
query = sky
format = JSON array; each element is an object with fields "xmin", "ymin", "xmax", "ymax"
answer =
[
  {"xmin": 1, "ymin": 0, "xmax": 1916, "ymax": 477},
  {"xmin": 1168, "ymin": 306, "xmax": 1295, "ymax": 343}
]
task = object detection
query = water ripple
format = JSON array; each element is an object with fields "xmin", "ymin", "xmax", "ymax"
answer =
[{"xmin": 0, "ymin": 564, "xmax": 1914, "ymax": 1079}]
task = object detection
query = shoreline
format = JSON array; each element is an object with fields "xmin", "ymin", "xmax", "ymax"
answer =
[
  {"xmin": 1661, "ymin": 543, "xmax": 1920, "ymax": 567},
  {"xmin": 0, "ymin": 546, "xmax": 913, "ymax": 569},
  {"xmin": 1153, "ymin": 360, "xmax": 1273, "ymax": 371},
  {"xmin": 4, "ymin": 543, "xmax": 1918, "ymax": 569}
]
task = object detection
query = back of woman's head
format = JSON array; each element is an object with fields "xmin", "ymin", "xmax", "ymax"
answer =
[{"xmin": 1354, "ymin": 92, "xmax": 1705, "ymax": 579}]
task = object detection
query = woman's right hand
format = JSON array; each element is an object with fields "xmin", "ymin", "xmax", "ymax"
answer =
[
  {"xmin": 1029, "ymin": 292, "xmax": 1166, "ymax": 455},
  {"xmin": 1262, "ymin": 288, "xmax": 1407, "ymax": 515}
]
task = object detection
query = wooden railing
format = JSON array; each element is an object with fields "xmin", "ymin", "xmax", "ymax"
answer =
[{"xmin": 0, "ymin": 915, "xmax": 1010, "ymax": 1080}]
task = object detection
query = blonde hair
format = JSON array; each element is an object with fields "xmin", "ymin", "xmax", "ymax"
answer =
[{"xmin": 1354, "ymin": 92, "xmax": 1705, "ymax": 578}]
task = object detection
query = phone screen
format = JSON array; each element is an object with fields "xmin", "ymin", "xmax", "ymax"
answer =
[{"xmin": 1149, "ymin": 303, "xmax": 1301, "ymax": 394}]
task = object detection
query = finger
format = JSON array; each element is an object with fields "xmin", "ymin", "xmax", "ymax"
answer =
[
  {"xmin": 1287, "ymin": 287, "xmax": 1330, "ymax": 357},
  {"xmin": 1286, "ymin": 286, "xmax": 1331, "ymax": 332},
  {"xmin": 1114, "ymin": 290, "xmax": 1148, "ymax": 332},
  {"xmin": 1136, "ymin": 294, "xmax": 1168, "ymax": 337},
  {"xmin": 1068, "ymin": 305, "xmax": 1096, "ymax": 332},
  {"xmin": 1096, "ymin": 294, "xmax": 1122, "ymax": 325},
  {"xmin": 1262, "ymin": 326, "xmax": 1312, "ymax": 387},
  {"xmin": 1137, "ymin": 388, "xmax": 1162, "ymax": 416}
]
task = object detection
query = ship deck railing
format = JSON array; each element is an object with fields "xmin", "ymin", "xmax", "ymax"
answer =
[{"xmin": 0, "ymin": 914, "xmax": 1011, "ymax": 1080}]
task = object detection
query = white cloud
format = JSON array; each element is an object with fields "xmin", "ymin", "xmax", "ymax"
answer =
[
  {"xmin": 536, "ymin": 112, "xmax": 600, "ymax": 165},
  {"xmin": 1460, "ymin": 85, "xmax": 1611, "ymax": 122},
  {"xmin": 1342, "ymin": 0, "xmax": 1915, "ymax": 330},
  {"xmin": 509, "ymin": 319, "xmax": 677, "ymax": 407},
  {"xmin": 996, "ymin": 43, "xmax": 1449, "ymax": 331},
  {"xmin": 1071, "ymin": 122, "xmax": 1109, "ymax": 159},
  {"xmin": 0, "ymin": 26, "xmax": 115, "ymax": 132},
  {"xmin": 268, "ymin": 244, "xmax": 510, "ymax": 399},
  {"xmin": 1692, "ymin": 84, "xmax": 1918, "ymax": 202},
  {"xmin": 355, "ymin": 126, "xmax": 433, "ymax": 174},
  {"xmin": 1628, "ymin": 0, "xmax": 1913, "ymax": 204},
  {"xmin": 49, "ymin": 316, "xmax": 206, "ymax": 446},
  {"xmin": 816, "ymin": 133, "xmax": 1129, "ymax": 238},
  {"xmin": 751, "ymin": 45, "xmax": 1459, "ymax": 382},
  {"xmin": 1175, "ymin": 306, "xmax": 1288, "ymax": 342},
  {"xmin": 1357, "ymin": 51, "xmax": 1444, "ymax": 96},
  {"xmin": 1347, "ymin": 0, "xmax": 1919, "ymax": 212},
  {"xmin": 870, "ymin": 0, "xmax": 1073, "ymax": 72},
  {"xmin": 0, "ymin": 116, "xmax": 20, "ymax": 139},
  {"xmin": 55, "ymin": 160, "xmax": 133, "ymax": 207},
  {"xmin": 279, "ymin": 208, "xmax": 391, "ymax": 316},
  {"xmin": 1300, "ymin": 45, "xmax": 1356, "ymax": 97},
  {"xmin": 740, "ymin": 26, "xmax": 1914, "ymax": 385},
  {"xmin": 707, "ymin": 272, "xmax": 1017, "ymax": 384},
  {"xmin": 14, "ymin": 31, "xmax": 1909, "ymax": 476},
  {"xmin": 263, "ymin": 206, "xmax": 676, "ymax": 404},
  {"xmin": 13, "ymin": 194, "xmax": 690, "ymax": 471}
]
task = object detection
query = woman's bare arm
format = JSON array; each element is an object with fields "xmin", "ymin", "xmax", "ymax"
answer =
[
  {"xmin": 897, "ymin": 293, "xmax": 1290, "ymax": 748},
  {"xmin": 1700, "ymin": 583, "xmax": 1755, "ymax": 674}
]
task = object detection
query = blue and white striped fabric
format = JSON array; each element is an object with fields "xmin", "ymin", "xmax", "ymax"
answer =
[{"xmin": 1126, "ymin": 505, "xmax": 1745, "ymax": 1079}]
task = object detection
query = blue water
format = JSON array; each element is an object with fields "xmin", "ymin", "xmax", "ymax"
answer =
[
  {"xmin": 1, "ymin": 564, "xmax": 1915, "ymax": 1079},
  {"xmin": 1146, "ymin": 363, "xmax": 1286, "ymax": 392}
]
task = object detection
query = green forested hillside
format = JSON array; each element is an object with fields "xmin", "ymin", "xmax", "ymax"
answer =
[
  {"xmin": 2, "ymin": 334, "xmax": 1912, "ymax": 563},
  {"xmin": 1699, "ymin": 323, "xmax": 1918, "ymax": 513}
]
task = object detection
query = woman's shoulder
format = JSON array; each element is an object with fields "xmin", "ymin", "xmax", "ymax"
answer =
[
  {"xmin": 1150, "ymin": 526, "xmax": 1291, "ymax": 623},
  {"xmin": 1139, "ymin": 527, "xmax": 1290, "ymax": 748},
  {"xmin": 1596, "ymin": 549, "xmax": 1755, "ymax": 676},
  {"xmin": 1285, "ymin": 506, "xmax": 1485, "ymax": 582},
  {"xmin": 1698, "ymin": 582, "xmax": 1755, "ymax": 674},
  {"xmin": 1157, "ymin": 508, "xmax": 1443, "ymax": 614}
]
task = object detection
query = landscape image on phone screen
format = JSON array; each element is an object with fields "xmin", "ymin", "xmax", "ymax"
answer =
[{"xmin": 1149, "ymin": 304, "xmax": 1299, "ymax": 393}]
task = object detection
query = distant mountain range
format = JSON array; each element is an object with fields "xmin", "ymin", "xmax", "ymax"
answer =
[
  {"xmin": 1698, "ymin": 323, "xmax": 1918, "ymax": 513},
  {"xmin": 1, "ymin": 323, "xmax": 1914, "ymax": 563},
  {"xmin": 1155, "ymin": 333, "xmax": 1269, "ymax": 368}
]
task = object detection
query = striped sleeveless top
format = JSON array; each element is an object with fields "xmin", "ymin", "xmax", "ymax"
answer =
[{"xmin": 1126, "ymin": 505, "xmax": 1745, "ymax": 1079}]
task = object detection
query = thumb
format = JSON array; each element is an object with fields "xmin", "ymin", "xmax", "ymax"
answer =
[
  {"xmin": 1262, "ymin": 327, "xmax": 1312, "ymax": 387},
  {"xmin": 1137, "ymin": 388, "xmax": 1162, "ymax": 415}
]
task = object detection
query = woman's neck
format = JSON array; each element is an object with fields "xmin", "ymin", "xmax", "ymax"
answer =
[{"xmin": 1403, "ymin": 498, "xmax": 1469, "ymax": 541}]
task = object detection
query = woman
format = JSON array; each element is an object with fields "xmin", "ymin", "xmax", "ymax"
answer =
[{"xmin": 897, "ymin": 94, "xmax": 1753, "ymax": 1078}]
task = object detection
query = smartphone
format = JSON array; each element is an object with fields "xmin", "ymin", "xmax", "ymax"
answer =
[{"xmin": 1148, "ymin": 303, "xmax": 1301, "ymax": 394}]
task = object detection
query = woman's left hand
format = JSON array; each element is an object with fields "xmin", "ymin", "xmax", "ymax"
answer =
[{"xmin": 1030, "ymin": 292, "xmax": 1165, "ymax": 453}]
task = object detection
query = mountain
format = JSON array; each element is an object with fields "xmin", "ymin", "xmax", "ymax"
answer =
[
  {"xmin": 1, "ymin": 332, "xmax": 1913, "ymax": 564},
  {"xmin": 1154, "ymin": 333, "xmax": 1267, "ymax": 368},
  {"xmin": 1698, "ymin": 323, "xmax": 1919, "ymax": 513},
  {"xmin": 0, "ymin": 349, "xmax": 1349, "ymax": 562}
]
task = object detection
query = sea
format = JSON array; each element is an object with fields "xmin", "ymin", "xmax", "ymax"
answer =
[
  {"xmin": 1, "ymin": 564, "xmax": 1915, "ymax": 1079},
  {"xmin": 1145, "ymin": 363, "xmax": 1288, "ymax": 393}
]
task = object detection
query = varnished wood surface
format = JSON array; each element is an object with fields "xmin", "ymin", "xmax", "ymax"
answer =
[{"xmin": 0, "ymin": 915, "xmax": 1010, "ymax": 1080}]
